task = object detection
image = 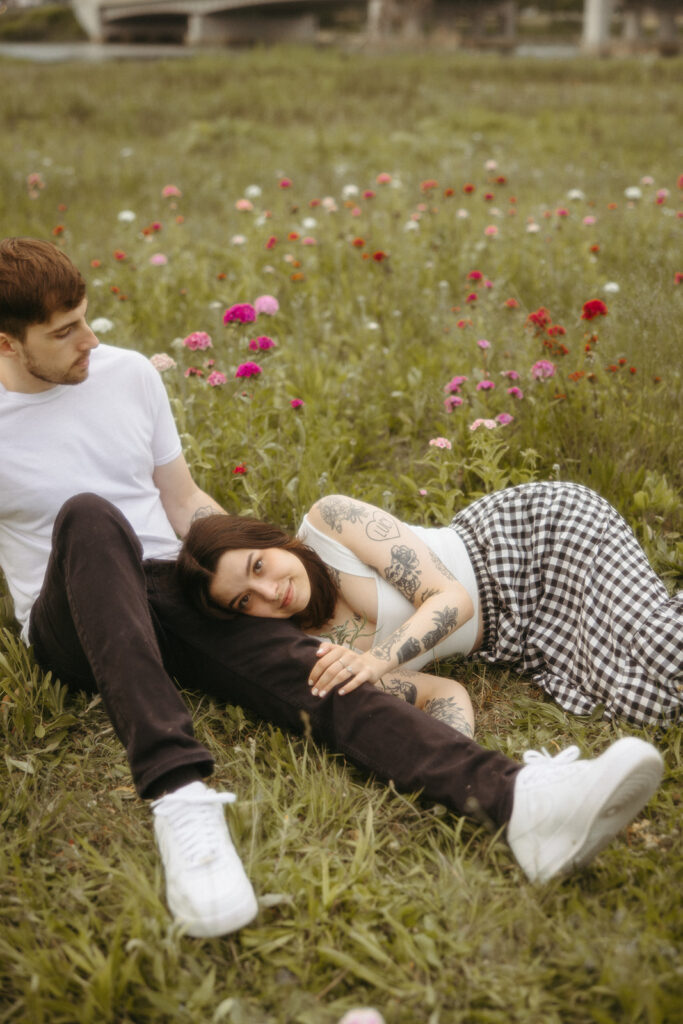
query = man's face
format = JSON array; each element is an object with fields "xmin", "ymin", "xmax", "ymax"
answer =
[{"xmin": 5, "ymin": 298, "xmax": 99, "ymax": 393}]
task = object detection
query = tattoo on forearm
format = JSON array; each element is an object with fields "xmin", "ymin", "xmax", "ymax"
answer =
[
  {"xmin": 319, "ymin": 497, "xmax": 369, "ymax": 534},
  {"xmin": 421, "ymin": 607, "xmax": 459, "ymax": 651},
  {"xmin": 428, "ymin": 548, "xmax": 456, "ymax": 581},
  {"xmin": 365, "ymin": 511, "xmax": 401, "ymax": 542},
  {"xmin": 378, "ymin": 676, "xmax": 418, "ymax": 705},
  {"xmin": 396, "ymin": 637, "xmax": 421, "ymax": 665},
  {"xmin": 371, "ymin": 622, "xmax": 410, "ymax": 662},
  {"xmin": 191, "ymin": 505, "xmax": 222, "ymax": 522},
  {"xmin": 384, "ymin": 545, "xmax": 421, "ymax": 601},
  {"xmin": 423, "ymin": 696, "xmax": 473, "ymax": 737}
]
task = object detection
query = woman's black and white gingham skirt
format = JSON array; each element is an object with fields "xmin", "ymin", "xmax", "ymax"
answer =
[{"xmin": 451, "ymin": 481, "xmax": 682, "ymax": 727}]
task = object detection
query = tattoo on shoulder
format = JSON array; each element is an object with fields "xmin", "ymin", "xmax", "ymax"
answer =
[
  {"xmin": 423, "ymin": 696, "xmax": 473, "ymax": 737},
  {"xmin": 365, "ymin": 511, "xmax": 401, "ymax": 542},
  {"xmin": 378, "ymin": 676, "xmax": 418, "ymax": 705},
  {"xmin": 191, "ymin": 506, "xmax": 223, "ymax": 522},
  {"xmin": 384, "ymin": 544, "xmax": 421, "ymax": 602},
  {"xmin": 319, "ymin": 497, "xmax": 369, "ymax": 534},
  {"xmin": 428, "ymin": 548, "xmax": 456, "ymax": 581},
  {"xmin": 421, "ymin": 606, "xmax": 459, "ymax": 651}
]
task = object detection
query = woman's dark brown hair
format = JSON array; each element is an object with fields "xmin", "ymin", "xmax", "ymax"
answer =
[{"xmin": 176, "ymin": 514, "xmax": 338, "ymax": 629}]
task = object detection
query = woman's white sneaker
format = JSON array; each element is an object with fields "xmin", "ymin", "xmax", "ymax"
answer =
[
  {"xmin": 152, "ymin": 780, "xmax": 258, "ymax": 937},
  {"xmin": 507, "ymin": 738, "xmax": 663, "ymax": 883}
]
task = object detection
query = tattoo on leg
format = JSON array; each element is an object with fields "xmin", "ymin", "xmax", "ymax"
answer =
[
  {"xmin": 384, "ymin": 544, "xmax": 421, "ymax": 601},
  {"xmin": 319, "ymin": 497, "xmax": 369, "ymax": 534},
  {"xmin": 378, "ymin": 676, "xmax": 418, "ymax": 705},
  {"xmin": 421, "ymin": 607, "xmax": 459, "ymax": 650},
  {"xmin": 423, "ymin": 696, "xmax": 473, "ymax": 737}
]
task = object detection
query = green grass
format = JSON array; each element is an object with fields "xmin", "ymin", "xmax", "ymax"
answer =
[{"xmin": 1, "ymin": 48, "xmax": 682, "ymax": 1023}]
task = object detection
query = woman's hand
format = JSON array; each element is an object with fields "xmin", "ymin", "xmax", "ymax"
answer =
[{"xmin": 309, "ymin": 641, "xmax": 384, "ymax": 697}]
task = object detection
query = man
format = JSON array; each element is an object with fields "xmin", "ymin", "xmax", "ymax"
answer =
[{"xmin": 0, "ymin": 237, "xmax": 665, "ymax": 938}]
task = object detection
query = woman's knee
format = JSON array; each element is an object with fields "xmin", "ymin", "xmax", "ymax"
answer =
[{"xmin": 53, "ymin": 493, "xmax": 142, "ymax": 555}]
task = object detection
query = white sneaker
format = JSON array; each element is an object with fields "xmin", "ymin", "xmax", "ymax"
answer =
[
  {"xmin": 151, "ymin": 781, "xmax": 258, "ymax": 937},
  {"xmin": 507, "ymin": 737, "xmax": 663, "ymax": 883}
]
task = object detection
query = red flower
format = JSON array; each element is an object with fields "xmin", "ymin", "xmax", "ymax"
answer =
[
  {"xmin": 495, "ymin": 175, "xmax": 507, "ymax": 185},
  {"xmin": 113, "ymin": 250, "xmax": 126, "ymax": 261},
  {"xmin": 547, "ymin": 324, "xmax": 566, "ymax": 337},
  {"xmin": 372, "ymin": 251, "xmax": 387, "ymax": 262},
  {"xmin": 420, "ymin": 179, "xmax": 439, "ymax": 192},
  {"xmin": 52, "ymin": 225, "xmax": 64, "ymax": 236},
  {"xmin": 590, "ymin": 244, "xmax": 600, "ymax": 253},
  {"xmin": 352, "ymin": 237, "xmax": 365, "ymax": 248},
  {"xmin": 463, "ymin": 183, "xmax": 475, "ymax": 194},
  {"xmin": 484, "ymin": 192, "xmax": 495, "ymax": 201},
  {"xmin": 443, "ymin": 187, "xmax": 454, "ymax": 197},
  {"xmin": 233, "ymin": 464, "xmax": 247, "ymax": 474},
  {"xmin": 581, "ymin": 299, "xmax": 608, "ymax": 321},
  {"xmin": 467, "ymin": 270, "xmax": 483, "ymax": 281},
  {"xmin": 504, "ymin": 298, "xmax": 519, "ymax": 309},
  {"xmin": 265, "ymin": 236, "xmax": 277, "ymax": 250},
  {"xmin": 290, "ymin": 272, "xmax": 305, "ymax": 281},
  {"xmin": 629, "ymin": 366, "xmax": 637, "ymax": 374},
  {"xmin": 674, "ymin": 271, "xmax": 683, "ymax": 284},
  {"xmin": 465, "ymin": 292, "xmax": 478, "ymax": 304},
  {"xmin": 288, "ymin": 232, "xmax": 299, "ymax": 241},
  {"xmin": 526, "ymin": 307, "xmax": 553, "ymax": 332}
]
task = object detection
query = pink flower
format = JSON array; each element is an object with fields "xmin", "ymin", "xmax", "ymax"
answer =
[
  {"xmin": 149, "ymin": 353, "xmax": 177, "ymax": 372},
  {"xmin": 265, "ymin": 236, "xmax": 278, "ymax": 250},
  {"xmin": 500, "ymin": 369, "xmax": 520, "ymax": 380},
  {"xmin": 248, "ymin": 340, "xmax": 259, "ymax": 351},
  {"xmin": 223, "ymin": 304, "xmax": 256, "ymax": 324},
  {"xmin": 555, "ymin": 208, "xmax": 569, "ymax": 218},
  {"xmin": 149, "ymin": 253, "xmax": 168, "ymax": 265},
  {"xmin": 507, "ymin": 386, "xmax": 524, "ymax": 399},
  {"xmin": 444, "ymin": 395, "xmax": 463, "ymax": 412},
  {"xmin": 477, "ymin": 338, "xmax": 491, "ymax": 350},
  {"xmin": 484, "ymin": 225, "xmax": 499, "ymax": 236},
  {"xmin": 279, "ymin": 177, "xmax": 292, "ymax": 189},
  {"xmin": 207, "ymin": 371, "xmax": 227, "ymax": 387},
  {"xmin": 301, "ymin": 236, "xmax": 317, "ymax": 245},
  {"xmin": 290, "ymin": 398, "xmax": 304, "ymax": 409},
  {"xmin": 418, "ymin": 488, "xmax": 428, "ymax": 496},
  {"xmin": 183, "ymin": 331, "xmax": 212, "ymax": 351},
  {"xmin": 376, "ymin": 172, "xmax": 392, "ymax": 184},
  {"xmin": 444, "ymin": 375, "xmax": 468, "ymax": 393},
  {"xmin": 363, "ymin": 190, "xmax": 376, "ymax": 199},
  {"xmin": 253, "ymin": 294, "xmax": 279, "ymax": 315},
  {"xmin": 467, "ymin": 270, "xmax": 483, "ymax": 281},
  {"xmin": 429, "ymin": 437, "xmax": 452, "ymax": 450},
  {"xmin": 255, "ymin": 335, "xmax": 275, "ymax": 350},
  {"xmin": 496, "ymin": 412, "xmax": 514, "ymax": 425},
  {"xmin": 531, "ymin": 359, "xmax": 556, "ymax": 380},
  {"xmin": 469, "ymin": 418, "xmax": 497, "ymax": 431},
  {"xmin": 235, "ymin": 362, "xmax": 262, "ymax": 378},
  {"xmin": 476, "ymin": 379, "xmax": 495, "ymax": 391},
  {"xmin": 465, "ymin": 292, "xmax": 478, "ymax": 303},
  {"xmin": 583, "ymin": 215, "xmax": 597, "ymax": 225},
  {"xmin": 235, "ymin": 198, "xmax": 254, "ymax": 212},
  {"xmin": 162, "ymin": 185, "xmax": 182, "ymax": 198},
  {"xmin": 184, "ymin": 367, "xmax": 203, "ymax": 378}
]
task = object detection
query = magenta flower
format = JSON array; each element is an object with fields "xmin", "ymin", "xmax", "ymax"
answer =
[
  {"xmin": 149, "ymin": 253, "xmax": 168, "ymax": 266},
  {"xmin": 290, "ymin": 398, "xmax": 304, "ymax": 409},
  {"xmin": 496, "ymin": 412, "xmax": 514, "ymax": 425},
  {"xmin": 253, "ymin": 294, "xmax": 279, "ymax": 316},
  {"xmin": 477, "ymin": 339, "xmax": 491, "ymax": 350},
  {"xmin": 223, "ymin": 303, "xmax": 256, "ymax": 325},
  {"xmin": 444, "ymin": 395, "xmax": 463, "ymax": 412},
  {"xmin": 207, "ymin": 371, "xmax": 227, "ymax": 387},
  {"xmin": 500, "ymin": 369, "xmax": 520, "ymax": 380},
  {"xmin": 444, "ymin": 375, "xmax": 468, "ymax": 393},
  {"xmin": 507, "ymin": 386, "xmax": 524, "ymax": 399},
  {"xmin": 531, "ymin": 359, "xmax": 556, "ymax": 380},
  {"xmin": 279, "ymin": 177, "xmax": 292, "ymax": 189},
  {"xmin": 429, "ymin": 437, "xmax": 452, "ymax": 450},
  {"xmin": 476, "ymin": 379, "xmax": 495, "ymax": 391},
  {"xmin": 162, "ymin": 184, "xmax": 182, "ymax": 198},
  {"xmin": 235, "ymin": 362, "xmax": 262, "ymax": 379},
  {"xmin": 183, "ymin": 331, "xmax": 212, "ymax": 351}
]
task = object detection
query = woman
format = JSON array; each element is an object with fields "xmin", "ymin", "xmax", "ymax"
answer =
[{"xmin": 177, "ymin": 482, "xmax": 682, "ymax": 729}]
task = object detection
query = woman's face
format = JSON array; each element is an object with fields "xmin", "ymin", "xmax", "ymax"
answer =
[{"xmin": 208, "ymin": 547, "xmax": 311, "ymax": 619}]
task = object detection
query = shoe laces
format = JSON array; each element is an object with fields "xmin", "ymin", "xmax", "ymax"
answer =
[
  {"xmin": 153, "ymin": 787, "xmax": 237, "ymax": 866},
  {"xmin": 522, "ymin": 745, "xmax": 581, "ymax": 766}
]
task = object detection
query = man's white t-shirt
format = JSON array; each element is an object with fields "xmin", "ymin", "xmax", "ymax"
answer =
[{"xmin": 0, "ymin": 343, "xmax": 183, "ymax": 639}]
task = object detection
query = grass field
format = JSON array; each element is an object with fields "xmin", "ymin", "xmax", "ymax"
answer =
[{"xmin": 1, "ymin": 48, "xmax": 682, "ymax": 1024}]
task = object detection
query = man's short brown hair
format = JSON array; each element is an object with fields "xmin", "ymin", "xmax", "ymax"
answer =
[{"xmin": 0, "ymin": 238, "xmax": 86, "ymax": 342}]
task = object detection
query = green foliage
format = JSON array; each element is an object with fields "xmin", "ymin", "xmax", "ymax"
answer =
[
  {"xmin": 0, "ymin": 48, "xmax": 681, "ymax": 1024},
  {"xmin": 0, "ymin": 3, "xmax": 86, "ymax": 43}
]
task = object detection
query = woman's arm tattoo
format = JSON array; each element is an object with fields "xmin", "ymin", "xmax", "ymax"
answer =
[
  {"xmin": 383, "ymin": 544, "xmax": 421, "ymax": 601},
  {"xmin": 423, "ymin": 696, "xmax": 474, "ymax": 737},
  {"xmin": 421, "ymin": 606, "xmax": 459, "ymax": 650},
  {"xmin": 318, "ymin": 497, "xmax": 369, "ymax": 534},
  {"xmin": 428, "ymin": 548, "xmax": 456, "ymax": 581}
]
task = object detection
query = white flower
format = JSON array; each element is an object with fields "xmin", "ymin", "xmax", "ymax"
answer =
[
  {"xmin": 526, "ymin": 222, "xmax": 540, "ymax": 234},
  {"xmin": 404, "ymin": 220, "xmax": 420, "ymax": 232},
  {"xmin": 231, "ymin": 234, "xmax": 246, "ymax": 246},
  {"xmin": 624, "ymin": 186, "xmax": 642, "ymax": 200},
  {"xmin": 456, "ymin": 208, "xmax": 470, "ymax": 219},
  {"xmin": 244, "ymin": 184, "xmax": 262, "ymax": 198},
  {"xmin": 604, "ymin": 281, "xmax": 620, "ymax": 294},
  {"xmin": 117, "ymin": 210, "xmax": 136, "ymax": 222},
  {"xmin": 302, "ymin": 217, "xmax": 317, "ymax": 230},
  {"xmin": 485, "ymin": 159, "xmax": 498, "ymax": 171},
  {"xmin": 90, "ymin": 317, "xmax": 114, "ymax": 333},
  {"xmin": 120, "ymin": 147, "xmax": 134, "ymax": 158},
  {"xmin": 342, "ymin": 184, "xmax": 359, "ymax": 199},
  {"xmin": 365, "ymin": 321, "xmax": 380, "ymax": 331},
  {"xmin": 567, "ymin": 189, "xmax": 585, "ymax": 201},
  {"xmin": 321, "ymin": 197, "xmax": 338, "ymax": 212}
]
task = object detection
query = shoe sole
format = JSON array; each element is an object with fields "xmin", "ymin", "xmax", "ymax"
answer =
[
  {"xmin": 181, "ymin": 888, "xmax": 259, "ymax": 939},
  {"xmin": 540, "ymin": 737, "xmax": 663, "ymax": 882}
]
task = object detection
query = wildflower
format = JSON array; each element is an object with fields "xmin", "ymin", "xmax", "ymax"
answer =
[
  {"xmin": 604, "ymin": 282, "xmax": 620, "ymax": 294},
  {"xmin": 465, "ymin": 292, "xmax": 478, "ymax": 303},
  {"xmin": 495, "ymin": 175, "xmax": 507, "ymax": 185},
  {"xmin": 149, "ymin": 353, "xmax": 176, "ymax": 372},
  {"xmin": 555, "ymin": 208, "xmax": 569, "ymax": 218},
  {"xmin": 352, "ymin": 237, "xmax": 365, "ymax": 248},
  {"xmin": 233, "ymin": 463, "xmax": 247, "ymax": 474},
  {"xmin": 477, "ymin": 339, "xmax": 491, "ymax": 350},
  {"xmin": 531, "ymin": 360, "xmax": 556, "ymax": 380},
  {"xmin": 231, "ymin": 234, "xmax": 246, "ymax": 246},
  {"xmin": 376, "ymin": 172, "xmax": 392, "ymax": 184},
  {"xmin": 484, "ymin": 225, "xmax": 499, "ymax": 237},
  {"xmin": 342, "ymin": 184, "xmax": 359, "ymax": 199},
  {"xmin": 496, "ymin": 413, "xmax": 514, "ymax": 425},
  {"xmin": 162, "ymin": 185, "xmax": 182, "ymax": 198},
  {"xmin": 420, "ymin": 179, "xmax": 439, "ymax": 192},
  {"xmin": 655, "ymin": 189, "xmax": 669, "ymax": 204},
  {"xmin": 288, "ymin": 232, "xmax": 300, "ymax": 241},
  {"xmin": 291, "ymin": 272, "xmax": 305, "ymax": 282},
  {"xmin": 418, "ymin": 488, "xmax": 428, "ymax": 496},
  {"xmin": 476, "ymin": 379, "xmax": 495, "ymax": 391},
  {"xmin": 256, "ymin": 296, "xmax": 282, "ymax": 317},
  {"xmin": 90, "ymin": 259, "xmax": 101, "ymax": 268},
  {"xmin": 117, "ymin": 210, "xmax": 136, "ymax": 222},
  {"xmin": 256, "ymin": 336, "xmax": 275, "ymax": 350},
  {"xmin": 351, "ymin": 206, "xmax": 362, "ymax": 217},
  {"xmin": 581, "ymin": 299, "xmax": 608, "ymax": 321},
  {"xmin": 363, "ymin": 190, "xmax": 376, "ymax": 200},
  {"xmin": 501, "ymin": 370, "xmax": 520, "ymax": 380},
  {"xmin": 321, "ymin": 197, "xmax": 338, "ymax": 212},
  {"xmin": 507, "ymin": 386, "xmax": 524, "ymax": 399},
  {"xmin": 641, "ymin": 176, "xmax": 655, "ymax": 186},
  {"xmin": 207, "ymin": 371, "xmax": 227, "ymax": 387},
  {"xmin": 302, "ymin": 217, "xmax": 317, "ymax": 230},
  {"xmin": 52, "ymin": 225, "xmax": 64, "ymax": 236},
  {"xmin": 504, "ymin": 298, "xmax": 520, "ymax": 310},
  {"xmin": 456, "ymin": 319, "xmax": 472, "ymax": 329},
  {"xmin": 429, "ymin": 437, "xmax": 452, "ymax": 449},
  {"xmin": 235, "ymin": 199, "xmax": 254, "ymax": 212},
  {"xmin": 469, "ymin": 419, "xmax": 497, "ymax": 431},
  {"xmin": 245, "ymin": 184, "xmax": 262, "ymax": 198},
  {"xmin": 444, "ymin": 375, "xmax": 468, "ymax": 393},
  {"xmin": 338, "ymin": 1009, "xmax": 385, "ymax": 1024},
  {"xmin": 235, "ymin": 362, "xmax": 262, "ymax": 378},
  {"xmin": 526, "ymin": 222, "xmax": 540, "ymax": 233},
  {"xmin": 184, "ymin": 367, "xmax": 203, "ymax": 378},
  {"xmin": 113, "ymin": 250, "xmax": 127, "ymax": 261},
  {"xmin": 301, "ymin": 236, "xmax": 317, "ymax": 246},
  {"xmin": 90, "ymin": 317, "xmax": 114, "ymax": 334},
  {"xmin": 372, "ymin": 251, "xmax": 388, "ymax": 262},
  {"xmin": 485, "ymin": 159, "xmax": 498, "ymax": 171},
  {"xmin": 290, "ymin": 398, "xmax": 304, "ymax": 409},
  {"xmin": 463, "ymin": 183, "xmax": 475, "ymax": 194},
  {"xmin": 279, "ymin": 178, "xmax": 292, "ymax": 189},
  {"xmin": 456, "ymin": 209, "xmax": 469, "ymax": 219},
  {"xmin": 583, "ymin": 215, "xmax": 597, "ymax": 225},
  {"xmin": 674, "ymin": 272, "xmax": 683, "ymax": 285},
  {"xmin": 568, "ymin": 371, "xmax": 585, "ymax": 382},
  {"xmin": 484, "ymin": 192, "xmax": 495, "ymax": 202},
  {"xmin": 567, "ymin": 189, "xmax": 585, "ymax": 201},
  {"xmin": 265, "ymin": 236, "xmax": 277, "ymax": 250},
  {"xmin": 404, "ymin": 221, "xmax": 420, "ymax": 232},
  {"xmin": 149, "ymin": 253, "xmax": 168, "ymax": 265},
  {"xmin": 27, "ymin": 172, "xmax": 45, "ymax": 196},
  {"xmin": 624, "ymin": 186, "xmax": 642, "ymax": 200},
  {"xmin": 629, "ymin": 366, "xmax": 637, "ymax": 375},
  {"xmin": 467, "ymin": 270, "xmax": 483, "ymax": 281},
  {"xmin": 590, "ymin": 244, "xmax": 600, "ymax": 253},
  {"xmin": 444, "ymin": 395, "xmax": 463, "ymax": 412},
  {"xmin": 443, "ymin": 187, "xmax": 454, "ymax": 197},
  {"xmin": 526, "ymin": 307, "xmax": 552, "ymax": 331},
  {"xmin": 223, "ymin": 303, "xmax": 257, "ymax": 324},
  {"xmin": 183, "ymin": 331, "xmax": 212, "ymax": 351}
]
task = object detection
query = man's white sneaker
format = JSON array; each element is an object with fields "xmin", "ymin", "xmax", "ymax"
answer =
[
  {"xmin": 151, "ymin": 780, "xmax": 258, "ymax": 937},
  {"xmin": 507, "ymin": 737, "xmax": 663, "ymax": 883}
]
